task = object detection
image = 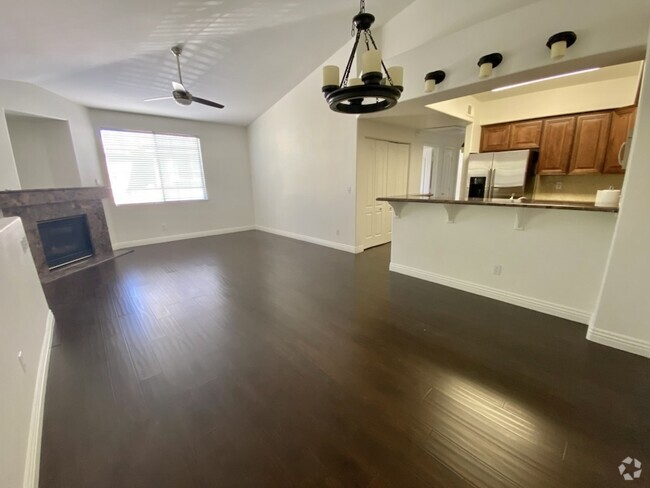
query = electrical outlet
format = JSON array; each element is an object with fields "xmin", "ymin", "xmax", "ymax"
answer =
[
  {"xmin": 336, "ymin": 229, "xmax": 340, "ymax": 236},
  {"xmin": 493, "ymin": 265, "xmax": 502, "ymax": 276},
  {"xmin": 555, "ymin": 182, "xmax": 563, "ymax": 190},
  {"xmin": 161, "ymin": 223, "xmax": 167, "ymax": 231}
]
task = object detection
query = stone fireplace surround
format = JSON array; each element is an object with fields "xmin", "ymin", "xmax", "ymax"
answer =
[{"xmin": 0, "ymin": 187, "xmax": 127, "ymax": 281}]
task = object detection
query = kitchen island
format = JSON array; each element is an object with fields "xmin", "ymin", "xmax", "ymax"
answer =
[{"xmin": 378, "ymin": 194, "xmax": 619, "ymax": 324}]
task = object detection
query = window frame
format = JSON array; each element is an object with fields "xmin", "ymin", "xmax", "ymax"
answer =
[{"xmin": 99, "ymin": 128, "xmax": 209, "ymax": 207}]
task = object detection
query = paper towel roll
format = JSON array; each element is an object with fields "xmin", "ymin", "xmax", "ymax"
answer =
[{"xmin": 595, "ymin": 189, "xmax": 621, "ymax": 207}]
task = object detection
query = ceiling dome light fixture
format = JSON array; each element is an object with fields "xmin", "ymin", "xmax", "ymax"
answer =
[
  {"xmin": 547, "ymin": 31, "xmax": 577, "ymax": 60},
  {"xmin": 424, "ymin": 70, "xmax": 446, "ymax": 93},
  {"xmin": 478, "ymin": 53, "xmax": 503, "ymax": 79},
  {"xmin": 321, "ymin": 0, "xmax": 404, "ymax": 114}
]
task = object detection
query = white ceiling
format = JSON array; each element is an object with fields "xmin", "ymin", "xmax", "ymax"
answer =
[{"xmin": 0, "ymin": 0, "xmax": 416, "ymax": 125}]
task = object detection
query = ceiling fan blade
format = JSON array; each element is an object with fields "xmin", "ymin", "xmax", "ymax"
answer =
[
  {"xmin": 144, "ymin": 96, "xmax": 173, "ymax": 102},
  {"xmin": 172, "ymin": 81, "xmax": 186, "ymax": 92},
  {"xmin": 192, "ymin": 96, "xmax": 225, "ymax": 109}
]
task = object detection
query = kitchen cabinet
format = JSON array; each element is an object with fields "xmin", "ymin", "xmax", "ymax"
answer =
[
  {"xmin": 568, "ymin": 112, "xmax": 611, "ymax": 175},
  {"xmin": 480, "ymin": 124, "xmax": 511, "ymax": 152},
  {"xmin": 509, "ymin": 120, "xmax": 543, "ymax": 149},
  {"xmin": 537, "ymin": 116, "xmax": 576, "ymax": 175},
  {"xmin": 603, "ymin": 106, "xmax": 636, "ymax": 174}
]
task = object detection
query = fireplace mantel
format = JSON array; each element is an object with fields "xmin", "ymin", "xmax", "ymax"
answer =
[{"xmin": 0, "ymin": 187, "xmax": 118, "ymax": 281}]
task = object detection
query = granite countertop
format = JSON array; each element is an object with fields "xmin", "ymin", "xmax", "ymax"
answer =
[{"xmin": 377, "ymin": 195, "xmax": 619, "ymax": 213}]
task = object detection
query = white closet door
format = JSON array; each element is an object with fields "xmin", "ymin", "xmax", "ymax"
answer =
[
  {"xmin": 362, "ymin": 140, "xmax": 409, "ymax": 249},
  {"xmin": 362, "ymin": 140, "xmax": 388, "ymax": 246},
  {"xmin": 384, "ymin": 142, "xmax": 410, "ymax": 238}
]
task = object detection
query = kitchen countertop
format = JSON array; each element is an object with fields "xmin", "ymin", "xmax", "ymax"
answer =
[{"xmin": 377, "ymin": 195, "xmax": 619, "ymax": 213}]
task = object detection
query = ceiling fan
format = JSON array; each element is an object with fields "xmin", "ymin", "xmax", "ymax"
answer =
[{"xmin": 145, "ymin": 45, "xmax": 224, "ymax": 109}]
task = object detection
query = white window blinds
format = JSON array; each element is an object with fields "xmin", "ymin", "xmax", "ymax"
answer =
[{"xmin": 100, "ymin": 129, "xmax": 208, "ymax": 205}]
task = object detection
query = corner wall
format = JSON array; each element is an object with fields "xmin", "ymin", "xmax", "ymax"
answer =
[
  {"xmin": 589, "ymin": 36, "xmax": 650, "ymax": 358},
  {"xmin": 248, "ymin": 42, "xmax": 358, "ymax": 252},
  {"xmin": 0, "ymin": 218, "xmax": 53, "ymax": 488}
]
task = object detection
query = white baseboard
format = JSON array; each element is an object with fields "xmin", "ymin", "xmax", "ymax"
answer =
[
  {"xmin": 255, "ymin": 226, "xmax": 363, "ymax": 254},
  {"xmin": 390, "ymin": 262, "xmax": 591, "ymax": 324},
  {"xmin": 112, "ymin": 225, "xmax": 255, "ymax": 250},
  {"xmin": 587, "ymin": 327, "xmax": 650, "ymax": 358},
  {"xmin": 23, "ymin": 310, "xmax": 54, "ymax": 488}
]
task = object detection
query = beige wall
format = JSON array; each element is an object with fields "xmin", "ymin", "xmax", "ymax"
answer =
[
  {"xmin": 534, "ymin": 174, "xmax": 625, "ymax": 203},
  {"xmin": 478, "ymin": 74, "xmax": 640, "ymax": 125},
  {"xmin": 6, "ymin": 115, "xmax": 81, "ymax": 190}
]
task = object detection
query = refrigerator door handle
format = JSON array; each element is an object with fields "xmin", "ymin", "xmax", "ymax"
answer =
[{"xmin": 487, "ymin": 168, "xmax": 495, "ymax": 199}]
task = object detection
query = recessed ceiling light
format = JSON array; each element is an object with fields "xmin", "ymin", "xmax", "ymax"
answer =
[{"xmin": 491, "ymin": 68, "xmax": 600, "ymax": 92}]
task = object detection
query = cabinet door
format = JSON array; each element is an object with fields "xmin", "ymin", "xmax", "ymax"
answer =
[
  {"xmin": 537, "ymin": 116, "xmax": 576, "ymax": 175},
  {"xmin": 569, "ymin": 112, "xmax": 611, "ymax": 175},
  {"xmin": 509, "ymin": 120, "xmax": 542, "ymax": 149},
  {"xmin": 603, "ymin": 106, "xmax": 636, "ymax": 174},
  {"xmin": 480, "ymin": 124, "xmax": 511, "ymax": 152}
]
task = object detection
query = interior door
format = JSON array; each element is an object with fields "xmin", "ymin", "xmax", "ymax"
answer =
[
  {"xmin": 362, "ymin": 140, "xmax": 409, "ymax": 249},
  {"xmin": 384, "ymin": 142, "xmax": 410, "ymax": 238}
]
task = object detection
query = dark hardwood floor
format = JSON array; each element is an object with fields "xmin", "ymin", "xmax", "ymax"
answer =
[{"xmin": 40, "ymin": 231, "xmax": 649, "ymax": 487}]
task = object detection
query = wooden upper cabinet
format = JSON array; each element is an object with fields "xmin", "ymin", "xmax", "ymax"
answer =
[
  {"xmin": 480, "ymin": 124, "xmax": 511, "ymax": 152},
  {"xmin": 509, "ymin": 120, "xmax": 543, "ymax": 149},
  {"xmin": 568, "ymin": 112, "xmax": 612, "ymax": 175},
  {"xmin": 537, "ymin": 116, "xmax": 576, "ymax": 175},
  {"xmin": 603, "ymin": 106, "xmax": 636, "ymax": 174}
]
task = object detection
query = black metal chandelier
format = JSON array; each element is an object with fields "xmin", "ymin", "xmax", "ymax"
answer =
[{"xmin": 321, "ymin": 0, "xmax": 404, "ymax": 114}]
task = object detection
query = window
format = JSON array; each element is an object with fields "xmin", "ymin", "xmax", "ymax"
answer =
[{"xmin": 100, "ymin": 129, "xmax": 207, "ymax": 205}]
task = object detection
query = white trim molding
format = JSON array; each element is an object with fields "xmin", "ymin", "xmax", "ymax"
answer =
[
  {"xmin": 23, "ymin": 310, "xmax": 55, "ymax": 488},
  {"xmin": 255, "ymin": 226, "xmax": 363, "ymax": 254},
  {"xmin": 390, "ymin": 262, "xmax": 591, "ymax": 324},
  {"xmin": 112, "ymin": 225, "xmax": 255, "ymax": 250},
  {"xmin": 587, "ymin": 328, "xmax": 650, "ymax": 358}
]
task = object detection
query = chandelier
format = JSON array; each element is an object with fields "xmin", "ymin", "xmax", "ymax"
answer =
[{"xmin": 321, "ymin": 0, "xmax": 404, "ymax": 114}]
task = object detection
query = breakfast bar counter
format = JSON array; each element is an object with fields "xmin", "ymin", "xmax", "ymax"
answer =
[
  {"xmin": 377, "ymin": 195, "xmax": 619, "ymax": 213},
  {"xmin": 377, "ymin": 194, "xmax": 619, "ymax": 325}
]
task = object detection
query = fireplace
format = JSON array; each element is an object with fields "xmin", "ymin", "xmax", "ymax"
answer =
[{"xmin": 37, "ymin": 215, "xmax": 94, "ymax": 269}]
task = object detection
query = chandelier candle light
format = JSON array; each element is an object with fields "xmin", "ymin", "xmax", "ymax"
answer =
[{"xmin": 321, "ymin": 0, "xmax": 404, "ymax": 114}]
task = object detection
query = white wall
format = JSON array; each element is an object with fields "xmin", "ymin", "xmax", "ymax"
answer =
[
  {"xmin": 390, "ymin": 204, "xmax": 617, "ymax": 324},
  {"xmin": 0, "ymin": 217, "xmax": 53, "ymax": 488},
  {"xmin": 387, "ymin": 0, "xmax": 649, "ymax": 106},
  {"xmin": 6, "ymin": 115, "xmax": 81, "ymax": 189},
  {"xmin": 0, "ymin": 80, "xmax": 103, "ymax": 190},
  {"xmin": 248, "ymin": 41, "xmax": 358, "ymax": 252},
  {"xmin": 589, "ymin": 36, "xmax": 650, "ymax": 358},
  {"xmin": 88, "ymin": 109, "xmax": 255, "ymax": 248}
]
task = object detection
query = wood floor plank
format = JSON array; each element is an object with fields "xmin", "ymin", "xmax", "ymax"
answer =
[{"xmin": 39, "ymin": 231, "xmax": 650, "ymax": 488}]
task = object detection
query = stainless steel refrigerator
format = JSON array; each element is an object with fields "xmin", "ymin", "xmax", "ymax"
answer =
[{"xmin": 466, "ymin": 150, "xmax": 537, "ymax": 200}]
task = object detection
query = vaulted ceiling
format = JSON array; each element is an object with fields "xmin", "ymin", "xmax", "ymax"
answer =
[
  {"xmin": 1, "ymin": 0, "xmax": 549, "ymax": 125},
  {"xmin": 1, "ymin": 0, "xmax": 417, "ymax": 124}
]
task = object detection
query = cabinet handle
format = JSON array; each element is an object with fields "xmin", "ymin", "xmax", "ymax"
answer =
[{"xmin": 618, "ymin": 141, "xmax": 627, "ymax": 166}]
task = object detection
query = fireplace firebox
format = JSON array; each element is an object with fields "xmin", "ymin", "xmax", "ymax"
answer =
[{"xmin": 37, "ymin": 215, "xmax": 94, "ymax": 269}]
